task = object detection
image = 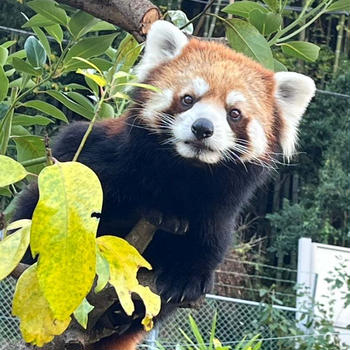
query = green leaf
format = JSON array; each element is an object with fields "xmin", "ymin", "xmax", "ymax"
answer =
[
  {"xmin": 0, "ymin": 186, "xmax": 12, "ymax": 197},
  {"xmin": 22, "ymin": 14, "xmax": 56, "ymax": 28},
  {"xmin": 31, "ymin": 161, "xmax": 103, "ymax": 320},
  {"xmin": 261, "ymin": 0, "xmax": 279, "ymax": 11},
  {"xmin": 97, "ymin": 236, "xmax": 161, "ymax": 331},
  {"xmin": 273, "ymin": 58, "xmax": 287, "ymax": 72},
  {"xmin": 225, "ymin": 19, "xmax": 274, "ymax": 69},
  {"xmin": 45, "ymin": 90, "xmax": 94, "ymax": 119},
  {"xmin": 12, "ymin": 264, "xmax": 71, "ymax": 346},
  {"xmin": 27, "ymin": 0, "xmax": 68, "ymax": 26},
  {"xmin": 168, "ymin": 10, "xmax": 194, "ymax": 34},
  {"xmin": 98, "ymin": 102, "xmax": 115, "ymax": 119},
  {"xmin": 0, "ymin": 219, "xmax": 31, "ymax": 280},
  {"xmin": 65, "ymin": 92, "xmax": 94, "ymax": 111},
  {"xmin": 222, "ymin": 1, "xmax": 268, "ymax": 18},
  {"xmin": 0, "ymin": 155, "xmax": 28, "ymax": 187},
  {"xmin": 65, "ymin": 83, "xmax": 91, "ymax": 91},
  {"xmin": 13, "ymin": 136, "xmax": 46, "ymax": 174},
  {"xmin": 1, "ymin": 40, "xmax": 17, "ymax": 49},
  {"xmin": 11, "ymin": 125, "xmax": 31, "ymax": 137},
  {"xmin": 5, "ymin": 68, "xmax": 15, "ymax": 77},
  {"xmin": 13, "ymin": 114, "xmax": 53, "ymax": 126},
  {"xmin": 114, "ymin": 34, "xmax": 142, "ymax": 72},
  {"xmin": 68, "ymin": 10, "xmax": 99, "ymax": 39},
  {"xmin": 63, "ymin": 57, "xmax": 113, "ymax": 73},
  {"xmin": 0, "ymin": 47, "xmax": 8, "ymax": 66},
  {"xmin": 281, "ymin": 41, "xmax": 320, "ymax": 62},
  {"xmin": 9, "ymin": 77, "xmax": 35, "ymax": 89},
  {"xmin": 22, "ymin": 100, "xmax": 68, "ymax": 123},
  {"xmin": 0, "ymin": 66, "xmax": 9, "ymax": 102},
  {"xmin": 63, "ymin": 33, "xmax": 118, "ymax": 68},
  {"xmin": 6, "ymin": 50, "xmax": 26, "ymax": 65},
  {"xmin": 0, "ymin": 108, "xmax": 13, "ymax": 154},
  {"xmin": 326, "ymin": 0, "xmax": 350, "ymax": 12},
  {"xmin": 12, "ymin": 58, "xmax": 42, "ymax": 76},
  {"xmin": 248, "ymin": 10, "xmax": 282, "ymax": 36},
  {"xmin": 87, "ymin": 21, "xmax": 116, "ymax": 32},
  {"xmin": 24, "ymin": 36, "xmax": 47, "ymax": 68},
  {"xmin": 95, "ymin": 250, "xmax": 109, "ymax": 293},
  {"xmin": 188, "ymin": 315, "xmax": 206, "ymax": 350},
  {"xmin": 32, "ymin": 27, "xmax": 51, "ymax": 57},
  {"xmin": 73, "ymin": 298, "xmax": 94, "ymax": 329},
  {"xmin": 44, "ymin": 24, "xmax": 63, "ymax": 44}
]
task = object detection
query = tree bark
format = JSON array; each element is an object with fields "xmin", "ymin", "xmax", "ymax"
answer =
[{"xmin": 55, "ymin": 0, "xmax": 161, "ymax": 42}]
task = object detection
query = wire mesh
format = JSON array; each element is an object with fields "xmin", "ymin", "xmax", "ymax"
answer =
[
  {"xmin": 4, "ymin": 279, "xmax": 343, "ymax": 350},
  {"xmin": 141, "ymin": 295, "xmax": 297, "ymax": 350},
  {"xmin": 0, "ymin": 277, "xmax": 21, "ymax": 350}
]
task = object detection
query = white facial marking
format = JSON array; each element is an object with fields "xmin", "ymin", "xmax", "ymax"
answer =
[
  {"xmin": 180, "ymin": 77, "xmax": 210, "ymax": 98},
  {"xmin": 226, "ymin": 91, "xmax": 246, "ymax": 106},
  {"xmin": 245, "ymin": 119, "xmax": 267, "ymax": 159},
  {"xmin": 172, "ymin": 101, "xmax": 236, "ymax": 164},
  {"xmin": 192, "ymin": 77, "xmax": 210, "ymax": 97},
  {"xmin": 142, "ymin": 89, "xmax": 173, "ymax": 124}
]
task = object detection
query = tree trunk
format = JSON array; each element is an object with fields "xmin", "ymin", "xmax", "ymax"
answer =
[{"xmin": 55, "ymin": 0, "xmax": 161, "ymax": 42}]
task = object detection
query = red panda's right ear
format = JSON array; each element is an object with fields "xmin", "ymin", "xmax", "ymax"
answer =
[{"xmin": 136, "ymin": 20, "xmax": 189, "ymax": 81}]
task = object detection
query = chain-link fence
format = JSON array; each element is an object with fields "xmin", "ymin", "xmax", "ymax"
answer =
[
  {"xmin": 0, "ymin": 277, "xmax": 20, "ymax": 350},
  {"xmin": 0, "ymin": 277, "xmax": 298, "ymax": 350},
  {"xmin": 142, "ymin": 294, "xmax": 297, "ymax": 350}
]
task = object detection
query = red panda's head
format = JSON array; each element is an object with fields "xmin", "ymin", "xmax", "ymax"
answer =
[{"xmin": 134, "ymin": 21, "xmax": 316, "ymax": 165}]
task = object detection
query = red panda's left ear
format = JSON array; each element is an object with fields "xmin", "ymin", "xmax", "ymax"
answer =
[
  {"xmin": 274, "ymin": 72, "xmax": 316, "ymax": 160},
  {"xmin": 136, "ymin": 20, "xmax": 189, "ymax": 81}
]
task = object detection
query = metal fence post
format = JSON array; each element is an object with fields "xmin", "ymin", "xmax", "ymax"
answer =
[{"xmin": 296, "ymin": 237, "xmax": 316, "ymax": 333}]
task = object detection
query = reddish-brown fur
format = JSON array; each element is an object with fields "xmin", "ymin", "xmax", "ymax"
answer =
[
  {"xmin": 94, "ymin": 331, "xmax": 145, "ymax": 350},
  {"xmin": 139, "ymin": 38, "xmax": 279, "ymax": 156}
]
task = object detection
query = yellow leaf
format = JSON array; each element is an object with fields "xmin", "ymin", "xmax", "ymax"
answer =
[
  {"xmin": 0, "ymin": 219, "xmax": 31, "ymax": 280},
  {"xmin": 97, "ymin": 236, "xmax": 161, "ymax": 330},
  {"xmin": 72, "ymin": 57, "xmax": 102, "ymax": 75},
  {"xmin": 31, "ymin": 161, "xmax": 103, "ymax": 320},
  {"xmin": 12, "ymin": 264, "xmax": 71, "ymax": 347},
  {"xmin": 213, "ymin": 338, "xmax": 222, "ymax": 349},
  {"xmin": 0, "ymin": 155, "xmax": 27, "ymax": 187},
  {"xmin": 76, "ymin": 68, "xmax": 106, "ymax": 87}
]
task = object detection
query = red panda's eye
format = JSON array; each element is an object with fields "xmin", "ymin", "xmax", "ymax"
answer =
[
  {"xmin": 182, "ymin": 95, "xmax": 194, "ymax": 106},
  {"xmin": 229, "ymin": 109, "xmax": 242, "ymax": 121}
]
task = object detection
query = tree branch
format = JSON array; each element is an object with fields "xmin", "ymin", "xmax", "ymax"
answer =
[{"xmin": 55, "ymin": 0, "xmax": 161, "ymax": 42}]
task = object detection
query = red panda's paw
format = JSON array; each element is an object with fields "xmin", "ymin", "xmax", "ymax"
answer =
[
  {"xmin": 143, "ymin": 209, "xmax": 189, "ymax": 235},
  {"xmin": 156, "ymin": 268, "xmax": 214, "ymax": 304}
]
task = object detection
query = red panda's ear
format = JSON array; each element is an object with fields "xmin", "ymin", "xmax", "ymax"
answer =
[
  {"xmin": 136, "ymin": 20, "xmax": 189, "ymax": 81},
  {"xmin": 274, "ymin": 72, "xmax": 316, "ymax": 160}
]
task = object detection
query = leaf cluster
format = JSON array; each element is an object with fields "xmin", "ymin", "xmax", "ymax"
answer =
[
  {"xmin": 0, "ymin": 0, "xmax": 162, "ymax": 346},
  {"xmin": 218, "ymin": 0, "xmax": 349, "ymax": 70}
]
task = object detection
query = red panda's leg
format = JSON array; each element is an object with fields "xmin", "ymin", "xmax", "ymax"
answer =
[{"xmin": 94, "ymin": 330, "xmax": 146, "ymax": 350}]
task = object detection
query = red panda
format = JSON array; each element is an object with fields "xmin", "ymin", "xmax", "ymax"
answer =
[{"xmin": 13, "ymin": 21, "xmax": 315, "ymax": 349}]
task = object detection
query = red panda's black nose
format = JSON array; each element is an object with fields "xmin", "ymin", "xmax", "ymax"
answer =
[{"xmin": 191, "ymin": 118, "xmax": 214, "ymax": 140}]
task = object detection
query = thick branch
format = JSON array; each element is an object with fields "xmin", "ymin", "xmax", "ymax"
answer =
[{"xmin": 56, "ymin": 0, "xmax": 161, "ymax": 42}]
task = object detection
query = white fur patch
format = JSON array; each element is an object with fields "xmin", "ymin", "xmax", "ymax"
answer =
[
  {"xmin": 226, "ymin": 91, "xmax": 246, "ymax": 105},
  {"xmin": 180, "ymin": 77, "xmax": 210, "ymax": 98},
  {"xmin": 192, "ymin": 77, "xmax": 210, "ymax": 97},
  {"xmin": 136, "ymin": 21, "xmax": 189, "ymax": 81},
  {"xmin": 142, "ymin": 89, "xmax": 174, "ymax": 124},
  {"xmin": 172, "ymin": 102, "xmax": 235, "ymax": 163},
  {"xmin": 275, "ymin": 72, "xmax": 316, "ymax": 160},
  {"xmin": 245, "ymin": 119, "xmax": 267, "ymax": 159}
]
